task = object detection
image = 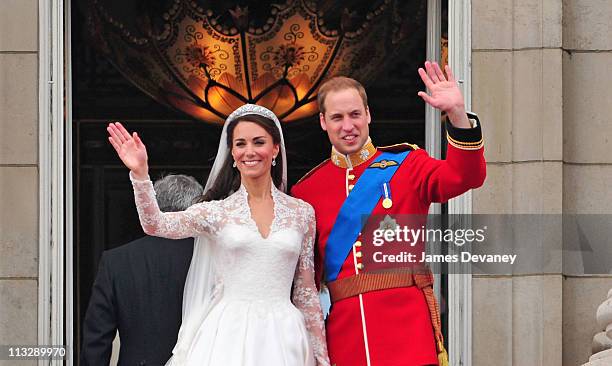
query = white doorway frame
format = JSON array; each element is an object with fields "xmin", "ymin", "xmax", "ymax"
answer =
[
  {"xmin": 447, "ymin": 1, "xmax": 473, "ymax": 365},
  {"xmin": 39, "ymin": 1, "xmax": 472, "ymax": 365},
  {"xmin": 38, "ymin": 0, "xmax": 73, "ymax": 365},
  {"xmin": 426, "ymin": 1, "xmax": 473, "ymax": 365}
]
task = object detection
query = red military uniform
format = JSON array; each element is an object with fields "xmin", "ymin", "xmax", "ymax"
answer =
[{"xmin": 291, "ymin": 118, "xmax": 486, "ymax": 366}]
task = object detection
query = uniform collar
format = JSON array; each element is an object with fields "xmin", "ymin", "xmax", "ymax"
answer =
[{"xmin": 330, "ymin": 138, "xmax": 377, "ymax": 169}]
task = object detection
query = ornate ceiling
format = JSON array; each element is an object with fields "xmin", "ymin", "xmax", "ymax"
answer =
[{"xmin": 84, "ymin": 0, "xmax": 427, "ymax": 124}]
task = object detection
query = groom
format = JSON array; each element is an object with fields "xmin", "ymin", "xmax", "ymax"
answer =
[{"xmin": 291, "ymin": 62, "xmax": 486, "ymax": 365}]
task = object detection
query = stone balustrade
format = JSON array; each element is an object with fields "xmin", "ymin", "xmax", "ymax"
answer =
[{"xmin": 584, "ymin": 289, "xmax": 612, "ymax": 365}]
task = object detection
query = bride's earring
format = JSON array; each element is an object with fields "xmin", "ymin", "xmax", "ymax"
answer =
[
  {"xmin": 272, "ymin": 157, "xmax": 277, "ymax": 167},
  {"xmin": 232, "ymin": 161, "xmax": 237, "ymax": 168}
]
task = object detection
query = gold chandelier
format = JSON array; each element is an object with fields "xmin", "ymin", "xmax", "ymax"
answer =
[{"xmin": 86, "ymin": 0, "xmax": 424, "ymax": 124}]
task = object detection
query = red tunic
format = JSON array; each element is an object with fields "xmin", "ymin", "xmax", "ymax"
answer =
[{"xmin": 291, "ymin": 123, "xmax": 486, "ymax": 366}]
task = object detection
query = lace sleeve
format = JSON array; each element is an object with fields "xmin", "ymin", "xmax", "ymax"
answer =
[
  {"xmin": 292, "ymin": 203, "xmax": 330, "ymax": 366},
  {"xmin": 130, "ymin": 173, "xmax": 222, "ymax": 239}
]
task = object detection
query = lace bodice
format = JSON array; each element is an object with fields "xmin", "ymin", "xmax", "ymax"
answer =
[{"xmin": 131, "ymin": 175, "xmax": 330, "ymax": 366}]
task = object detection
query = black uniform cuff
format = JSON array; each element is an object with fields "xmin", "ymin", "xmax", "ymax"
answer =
[{"xmin": 444, "ymin": 112, "xmax": 483, "ymax": 150}]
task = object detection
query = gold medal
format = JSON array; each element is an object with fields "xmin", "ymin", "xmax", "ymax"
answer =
[{"xmin": 382, "ymin": 198, "xmax": 393, "ymax": 209}]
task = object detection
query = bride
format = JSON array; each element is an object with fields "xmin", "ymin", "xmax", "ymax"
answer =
[{"xmin": 107, "ymin": 104, "xmax": 330, "ymax": 366}]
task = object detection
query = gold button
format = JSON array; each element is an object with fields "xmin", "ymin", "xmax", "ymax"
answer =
[
  {"xmin": 348, "ymin": 174, "xmax": 355, "ymax": 180},
  {"xmin": 354, "ymin": 241, "xmax": 362, "ymax": 247},
  {"xmin": 356, "ymin": 263, "xmax": 364, "ymax": 270},
  {"xmin": 355, "ymin": 252, "xmax": 363, "ymax": 258},
  {"xmin": 348, "ymin": 184, "xmax": 355, "ymax": 190}
]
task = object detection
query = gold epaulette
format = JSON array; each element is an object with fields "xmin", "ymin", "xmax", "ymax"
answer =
[
  {"xmin": 294, "ymin": 158, "xmax": 331, "ymax": 186},
  {"xmin": 378, "ymin": 142, "xmax": 420, "ymax": 153}
]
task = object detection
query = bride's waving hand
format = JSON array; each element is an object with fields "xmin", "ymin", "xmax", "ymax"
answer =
[{"xmin": 107, "ymin": 122, "xmax": 149, "ymax": 180}]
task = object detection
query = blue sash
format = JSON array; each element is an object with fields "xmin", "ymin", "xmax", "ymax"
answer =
[{"xmin": 325, "ymin": 150, "xmax": 410, "ymax": 282}]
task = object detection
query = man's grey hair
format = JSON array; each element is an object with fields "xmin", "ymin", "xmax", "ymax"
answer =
[{"xmin": 153, "ymin": 174, "xmax": 204, "ymax": 212}]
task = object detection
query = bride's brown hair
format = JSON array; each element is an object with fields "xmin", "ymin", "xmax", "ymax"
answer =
[{"xmin": 199, "ymin": 114, "xmax": 284, "ymax": 202}]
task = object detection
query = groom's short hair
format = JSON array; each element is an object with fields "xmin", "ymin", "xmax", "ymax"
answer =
[{"xmin": 317, "ymin": 76, "xmax": 368, "ymax": 114}]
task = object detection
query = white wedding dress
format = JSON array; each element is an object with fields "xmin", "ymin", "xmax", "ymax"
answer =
[{"xmin": 131, "ymin": 176, "xmax": 330, "ymax": 366}]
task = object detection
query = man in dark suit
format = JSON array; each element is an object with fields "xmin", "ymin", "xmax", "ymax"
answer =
[{"xmin": 80, "ymin": 174, "xmax": 204, "ymax": 366}]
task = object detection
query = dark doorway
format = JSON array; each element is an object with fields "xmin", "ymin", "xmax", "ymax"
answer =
[{"xmin": 72, "ymin": 0, "xmax": 432, "ymax": 358}]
